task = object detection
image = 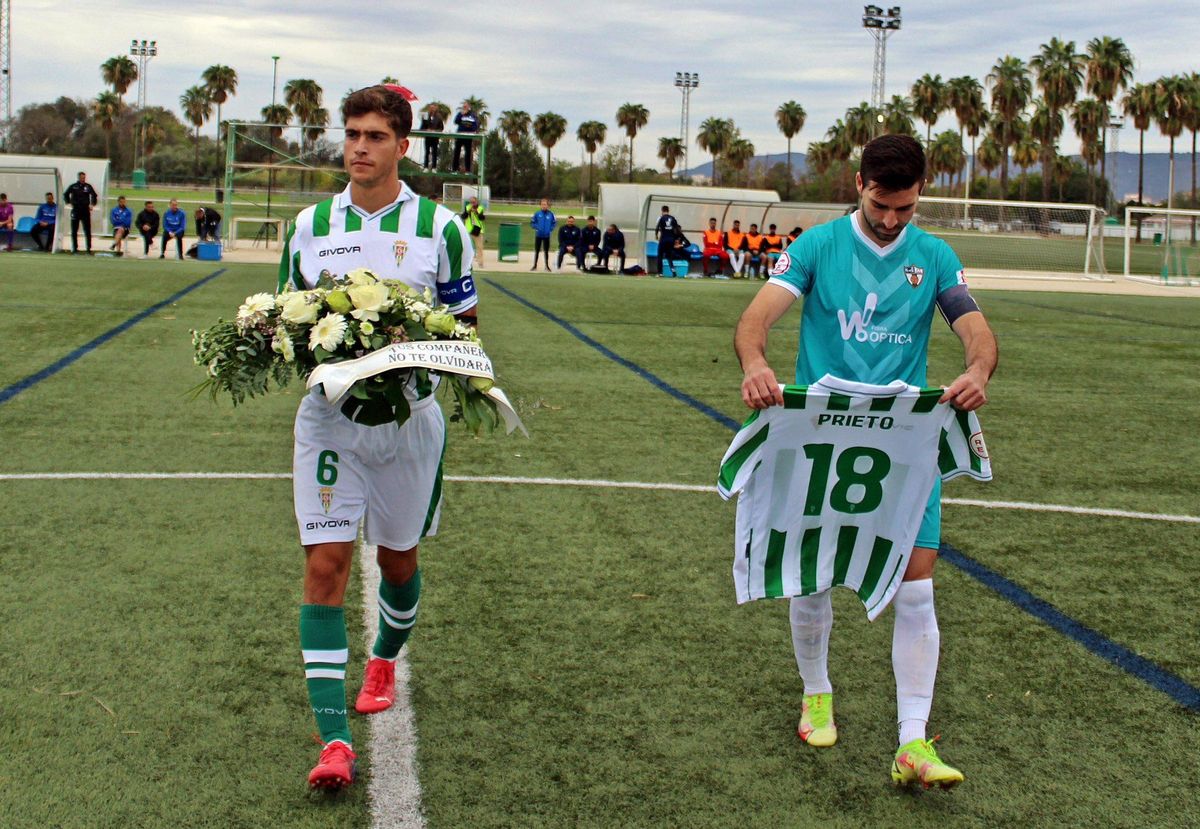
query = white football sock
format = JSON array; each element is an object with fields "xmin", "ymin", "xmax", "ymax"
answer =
[
  {"xmin": 790, "ymin": 592, "xmax": 833, "ymax": 695},
  {"xmin": 892, "ymin": 578, "xmax": 939, "ymax": 746}
]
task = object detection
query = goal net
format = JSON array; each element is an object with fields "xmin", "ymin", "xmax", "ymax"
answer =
[
  {"xmin": 1122, "ymin": 206, "xmax": 1200, "ymax": 286},
  {"xmin": 442, "ymin": 184, "xmax": 491, "ymax": 213},
  {"xmin": 916, "ymin": 196, "xmax": 1109, "ymax": 280}
]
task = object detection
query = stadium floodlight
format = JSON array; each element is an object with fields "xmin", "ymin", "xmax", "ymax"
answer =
[
  {"xmin": 862, "ymin": 5, "xmax": 900, "ymax": 110},
  {"xmin": 129, "ymin": 38, "xmax": 158, "ymax": 172},
  {"xmin": 675, "ymin": 71, "xmax": 699, "ymax": 179}
]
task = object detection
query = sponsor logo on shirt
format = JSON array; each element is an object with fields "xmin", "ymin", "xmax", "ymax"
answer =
[
  {"xmin": 318, "ymin": 245, "xmax": 361, "ymax": 257},
  {"xmin": 836, "ymin": 292, "xmax": 914, "ymax": 345},
  {"xmin": 903, "ymin": 265, "xmax": 924, "ymax": 287},
  {"xmin": 305, "ymin": 518, "xmax": 352, "ymax": 531},
  {"xmin": 770, "ymin": 252, "xmax": 791, "ymax": 276}
]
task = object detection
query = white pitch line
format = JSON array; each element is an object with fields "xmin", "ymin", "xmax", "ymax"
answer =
[
  {"xmin": 1, "ymin": 472, "xmax": 1196, "ymax": 524},
  {"xmin": 359, "ymin": 544, "xmax": 425, "ymax": 829}
]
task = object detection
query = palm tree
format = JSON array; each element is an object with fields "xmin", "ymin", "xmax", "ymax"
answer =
[
  {"xmin": 807, "ymin": 141, "xmax": 833, "ymax": 176},
  {"xmin": 1030, "ymin": 37, "xmax": 1084, "ymax": 200},
  {"xmin": 977, "ymin": 134, "xmax": 1003, "ymax": 189},
  {"xmin": 775, "ymin": 101, "xmax": 806, "ymax": 199},
  {"xmin": 1123, "ymin": 82, "xmax": 1158, "ymax": 240},
  {"xmin": 180, "ymin": 85, "xmax": 212, "ymax": 174},
  {"xmin": 261, "ymin": 103, "xmax": 292, "ymax": 139},
  {"xmin": 882, "ymin": 95, "xmax": 916, "ymax": 137},
  {"xmin": 658, "ymin": 137, "xmax": 685, "ymax": 181},
  {"xmin": 929, "ymin": 130, "xmax": 965, "ymax": 188},
  {"xmin": 93, "ymin": 92, "xmax": 121, "ymax": 160},
  {"xmin": 987, "ymin": 55, "xmax": 1033, "ymax": 201},
  {"xmin": 139, "ymin": 113, "xmax": 164, "ymax": 163},
  {"xmin": 1185, "ymin": 73, "xmax": 1200, "ymax": 240},
  {"xmin": 533, "ymin": 111, "xmax": 567, "ymax": 193},
  {"xmin": 824, "ymin": 120, "xmax": 855, "ymax": 200},
  {"xmin": 696, "ymin": 116, "xmax": 733, "ymax": 185},
  {"xmin": 725, "ymin": 136, "xmax": 756, "ymax": 187},
  {"xmin": 101, "ymin": 56, "xmax": 138, "ymax": 102},
  {"xmin": 1052, "ymin": 155, "xmax": 1075, "ymax": 201},
  {"xmin": 284, "ymin": 79, "xmax": 323, "ymax": 152},
  {"xmin": 947, "ymin": 76, "xmax": 986, "ymax": 195},
  {"xmin": 463, "ymin": 96, "xmax": 490, "ymax": 130},
  {"xmin": 844, "ymin": 102, "xmax": 878, "ymax": 147},
  {"xmin": 1029, "ymin": 99, "xmax": 1063, "ymax": 201},
  {"xmin": 497, "ymin": 110, "xmax": 532, "ymax": 198},
  {"xmin": 202, "ymin": 65, "xmax": 238, "ymax": 149},
  {"xmin": 305, "ymin": 107, "xmax": 330, "ymax": 147},
  {"xmin": 1085, "ymin": 36, "xmax": 1135, "ymax": 202},
  {"xmin": 910, "ymin": 73, "xmax": 945, "ymax": 146},
  {"xmin": 615, "ymin": 103, "xmax": 649, "ymax": 182},
  {"xmin": 1013, "ymin": 135, "xmax": 1040, "ymax": 200},
  {"xmin": 1072, "ymin": 98, "xmax": 1106, "ymax": 205},
  {"xmin": 1156, "ymin": 75, "xmax": 1192, "ymax": 220},
  {"xmin": 576, "ymin": 120, "xmax": 607, "ymax": 201}
]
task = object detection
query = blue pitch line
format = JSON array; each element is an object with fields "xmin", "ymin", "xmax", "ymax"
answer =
[
  {"xmin": 489, "ymin": 277, "xmax": 1200, "ymax": 713},
  {"xmin": 484, "ymin": 279, "xmax": 741, "ymax": 431},
  {"xmin": 0, "ymin": 268, "xmax": 227, "ymax": 407},
  {"xmin": 938, "ymin": 544, "xmax": 1200, "ymax": 712}
]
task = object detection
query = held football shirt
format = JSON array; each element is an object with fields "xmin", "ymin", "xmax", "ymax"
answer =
[{"xmin": 717, "ymin": 375, "xmax": 991, "ymax": 620}]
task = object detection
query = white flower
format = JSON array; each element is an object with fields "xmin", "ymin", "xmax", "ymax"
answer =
[
  {"xmin": 408, "ymin": 300, "xmax": 432, "ymax": 318},
  {"xmin": 271, "ymin": 328, "xmax": 295, "ymax": 362},
  {"xmin": 347, "ymin": 283, "xmax": 392, "ymax": 321},
  {"xmin": 346, "ymin": 268, "xmax": 379, "ymax": 286},
  {"xmin": 280, "ymin": 291, "xmax": 321, "ymax": 324},
  {"xmin": 236, "ymin": 292, "xmax": 276, "ymax": 329},
  {"xmin": 359, "ymin": 321, "xmax": 375, "ymax": 336},
  {"xmin": 309, "ymin": 313, "xmax": 348, "ymax": 352}
]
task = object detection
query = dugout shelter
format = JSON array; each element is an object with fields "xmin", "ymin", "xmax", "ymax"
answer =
[{"xmin": 0, "ymin": 154, "xmax": 110, "ymax": 250}]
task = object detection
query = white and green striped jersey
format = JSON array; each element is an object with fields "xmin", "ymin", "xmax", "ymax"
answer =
[
  {"xmin": 277, "ymin": 182, "xmax": 477, "ymax": 317},
  {"xmin": 718, "ymin": 375, "xmax": 991, "ymax": 620}
]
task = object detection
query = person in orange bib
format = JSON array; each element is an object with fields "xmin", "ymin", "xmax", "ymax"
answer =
[
  {"xmin": 725, "ymin": 219, "xmax": 747, "ymax": 277},
  {"xmin": 763, "ymin": 223, "xmax": 786, "ymax": 271},
  {"xmin": 744, "ymin": 223, "xmax": 767, "ymax": 278},
  {"xmin": 701, "ymin": 217, "xmax": 731, "ymax": 276}
]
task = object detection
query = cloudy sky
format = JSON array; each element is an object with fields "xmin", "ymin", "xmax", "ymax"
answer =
[{"xmin": 10, "ymin": 0, "xmax": 1198, "ymax": 169}]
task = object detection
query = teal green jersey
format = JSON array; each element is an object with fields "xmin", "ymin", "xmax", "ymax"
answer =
[{"xmin": 768, "ymin": 213, "xmax": 965, "ymax": 386}]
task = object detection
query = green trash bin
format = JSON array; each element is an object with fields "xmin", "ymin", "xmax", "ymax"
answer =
[
  {"xmin": 132, "ymin": 169, "xmax": 147, "ymax": 189},
  {"xmin": 497, "ymin": 222, "xmax": 521, "ymax": 262},
  {"xmin": 1153, "ymin": 232, "xmax": 1163, "ymax": 246}
]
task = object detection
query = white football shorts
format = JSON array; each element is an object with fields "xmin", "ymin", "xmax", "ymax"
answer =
[{"xmin": 293, "ymin": 391, "xmax": 446, "ymax": 550}]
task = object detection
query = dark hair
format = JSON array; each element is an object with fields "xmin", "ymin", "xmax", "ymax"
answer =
[
  {"xmin": 791, "ymin": 226, "xmax": 803, "ymax": 236},
  {"xmin": 587, "ymin": 215, "xmax": 596, "ymax": 220},
  {"xmin": 768, "ymin": 224, "xmax": 776, "ymax": 231},
  {"xmin": 342, "ymin": 85, "xmax": 413, "ymax": 138},
  {"xmin": 0, "ymin": 193, "xmax": 6, "ymax": 199},
  {"xmin": 750, "ymin": 223, "xmax": 759, "ymax": 229},
  {"xmin": 661, "ymin": 205, "xmax": 670, "ymax": 212},
  {"xmin": 46, "ymin": 192, "xmax": 53, "ymax": 198},
  {"xmin": 859, "ymin": 134, "xmax": 926, "ymax": 192},
  {"xmin": 709, "ymin": 216, "xmax": 717, "ymax": 222}
]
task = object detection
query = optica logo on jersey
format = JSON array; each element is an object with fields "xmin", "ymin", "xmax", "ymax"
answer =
[{"xmin": 836, "ymin": 292, "xmax": 913, "ymax": 345}]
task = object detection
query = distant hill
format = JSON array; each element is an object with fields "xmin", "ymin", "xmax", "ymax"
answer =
[{"xmin": 684, "ymin": 151, "xmax": 1195, "ymax": 202}]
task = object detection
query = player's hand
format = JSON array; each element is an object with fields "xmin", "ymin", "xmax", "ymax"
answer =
[
  {"xmin": 939, "ymin": 367, "xmax": 989, "ymax": 411},
  {"xmin": 741, "ymin": 364, "xmax": 784, "ymax": 409}
]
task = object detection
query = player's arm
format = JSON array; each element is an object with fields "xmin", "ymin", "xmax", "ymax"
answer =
[
  {"xmin": 439, "ymin": 214, "xmax": 478, "ymax": 329},
  {"xmin": 734, "ymin": 283, "xmax": 797, "ymax": 409},
  {"xmin": 940, "ymin": 310, "xmax": 997, "ymax": 411}
]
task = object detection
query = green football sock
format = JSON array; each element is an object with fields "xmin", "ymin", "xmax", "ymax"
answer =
[
  {"xmin": 299, "ymin": 604, "xmax": 351, "ymax": 746},
  {"xmin": 372, "ymin": 569, "xmax": 421, "ymax": 660}
]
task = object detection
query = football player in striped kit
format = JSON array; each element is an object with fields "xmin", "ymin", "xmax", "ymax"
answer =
[{"xmin": 734, "ymin": 134, "xmax": 997, "ymax": 789}]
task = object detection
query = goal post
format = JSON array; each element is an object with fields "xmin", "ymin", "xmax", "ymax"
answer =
[
  {"xmin": 1122, "ymin": 206, "xmax": 1200, "ymax": 286},
  {"xmin": 915, "ymin": 196, "xmax": 1109, "ymax": 280}
]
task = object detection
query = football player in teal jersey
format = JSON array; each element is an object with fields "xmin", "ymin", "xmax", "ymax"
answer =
[{"xmin": 733, "ymin": 134, "xmax": 997, "ymax": 789}]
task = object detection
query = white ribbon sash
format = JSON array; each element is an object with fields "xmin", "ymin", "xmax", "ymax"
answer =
[{"xmin": 306, "ymin": 341, "xmax": 527, "ymax": 435}]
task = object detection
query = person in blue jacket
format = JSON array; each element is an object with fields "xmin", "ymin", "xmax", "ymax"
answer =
[
  {"xmin": 110, "ymin": 195, "xmax": 133, "ymax": 255},
  {"xmin": 556, "ymin": 215, "xmax": 582, "ymax": 270},
  {"xmin": 530, "ymin": 198, "xmax": 556, "ymax": 271},
  {"xmin": 160, "ymin": 198, "xmax": 187, "ymax": 259},
  {"xmin": 32, "ymin": 192, "xmax": 57, "ymax": 252},
  {"xmin": 598, "ymin": 223, "xmax": 626, "ymax": 272}
]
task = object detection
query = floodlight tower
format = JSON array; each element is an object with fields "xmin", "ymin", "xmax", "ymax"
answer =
[
  {"xmin": 675, "ymin": 71, "xmax": 699, "ymax": 177},
  {"xmin": 130, "ymin": 39, "xmax": 158, "ymax": 170},
  {"xmin": 0, "ymin": 0, "xmax": 11, "ymax": 148},
  {"xmin": 862, "ymin": 6, "xmax": 901, "ymax": 111}
]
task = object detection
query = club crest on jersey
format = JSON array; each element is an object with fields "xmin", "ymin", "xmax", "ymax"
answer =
[
  {"xmin": 970, "ymin": 431, "xmax": 989, "ymax": 460},
  {"xmin": 956, "ymin": 268, "xmax": 968, "ymax": 285},
  {"xmin": 770, "ymin": 252, "xmax": 791, "ymax": 276},
  {"xmin": 903, "ymin": 265, "xmax": 924, "ymax": 287},
  {"xmin": 394, "ymin": 240, "xmax": 408, "ymax": 267},
  {"xmin": 318, "ymin": 487, "xmax": 334, "ymax": 514}
]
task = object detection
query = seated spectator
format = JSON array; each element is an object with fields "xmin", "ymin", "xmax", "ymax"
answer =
[
  {"xmin": 161, "ymin": 198, "xmax": 187, "ymax": 260},
  {"xmin": 194, "ymin": 206, "xmax": 222, "ymax": 242},
  {"xmin": 110, "ymin": 196, "xmax": 133, "ymax": 255},
  {"xmin": 32, "ymin": 192, "xmax": 57, "ymax": 252},
  {"xmin": 744, "ymin": 223, "xmax": 766, "ymax": 278},
  {"xmin": 701, "ymin": 217, "xmax": 730, "ymax": 276},
  {"xmin": 763, "ymin": 223, "xmax": 785, "ymax": 270},
  {"xmin": 0, "ymin": 193, "xmax": 14, "ymax": 252},
  {"xmin": 136, "ymin": 200, "xmax": 160, "ymax": 257},
  {"xmin": 787, "ymin": 226, "xmax": 803, "ymax": 243},
  {"xmin": 725, "ymin": 220, "xmax": 746, "ymax": 277},
  {"xmin": 598, "ymin": 223, "xmax": 626, "ymax": 272},
  {"xmin": 579, "ymin": 215, "xmax": 602, "ymax": 268},
  {"xmin": 557, "ymin": 215, "xmax": 582, "ymax": 270}
]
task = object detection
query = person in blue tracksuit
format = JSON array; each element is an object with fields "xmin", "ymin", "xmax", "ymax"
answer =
[
  {"xmin": 32, "ymin": 193, "xmax": 57, "ymax": 252},
  {"xmin": 556, "ymin": 215, "xmax": 582, "ymax": 270},
  {"xmin": 160, "ymin": 198, "xmax": 187, "ymax": 259},
  {"xmin": 110, "ymin": 196, "xmax": 133, "ymax": 255},
  {"xmin": 530, "ymin": 198, "xmax": 556, "ymax": 271},
  {"xmin": 599, "ymin": 224, "xmax": 626, "ymax": 272}
]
